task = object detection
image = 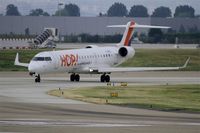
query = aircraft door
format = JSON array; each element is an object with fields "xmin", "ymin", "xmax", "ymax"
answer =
[
  {"xmin": 93, "ymin": 52, "xmax": 97, "ymax": 67},
  {"xmin": 50, "ymin": 52, "xmax": 59, "ymax": 70}
]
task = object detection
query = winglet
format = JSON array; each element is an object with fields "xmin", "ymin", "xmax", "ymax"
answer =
[
  {"xmin": 14, "ymin": 53, "xmax": 19, "ymax": 65},
  {"xmin": 180, "ymin": 57, "xmax": 190, "ymax": 69},
  {"xmin": 14, "ymin": 53, "xmax": 29, "ymax": 67}
]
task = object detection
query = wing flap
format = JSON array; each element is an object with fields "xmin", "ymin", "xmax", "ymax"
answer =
[{"xmin": 99, "ymin": 67, "xmax": 180, "ymax": 73}]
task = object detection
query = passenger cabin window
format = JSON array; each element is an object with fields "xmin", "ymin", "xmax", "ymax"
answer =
[{"xmin": 32, "ymin": 57, "xmax": 52, "ymax": 61}]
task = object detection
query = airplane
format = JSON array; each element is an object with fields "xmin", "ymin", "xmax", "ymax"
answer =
[{"xmin": 14, "ymin": 21, "xmax": 190, "ymax": 83}]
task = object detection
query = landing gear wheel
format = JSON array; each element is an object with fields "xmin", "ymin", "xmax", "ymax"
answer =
[
  {"xmin": 100, "ymin": 74, "xmax": 105, "ymax": 82},
  {"xmin": 75, "ymin": 74, "xmax": 80, "ymax": 82},
  {"xmin": 35, "ymin": 74, "xmax": 41, "ymax": 83},
  {"xmin": 70, "ymin": 74, "xmax": 75, "ymax": 81},
  {"xmin": 100, "ymin": 74, "xmax": 110, "ymax": 82},
  {"xmin": 105, "ymin": 75, "xmax": 110, "ymax": 82},
  {"xmin": 70, "ymin": 74, "xmax": 80, "ymax": 82}
]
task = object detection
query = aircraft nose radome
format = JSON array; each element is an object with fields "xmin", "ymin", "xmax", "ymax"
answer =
[
  {"xmin": 28, "ymin": 63, "xmax": 34, "ymax": 72},
  {"xmin": 28, "ymin": 62, "xmax": 45, "ymax": 73},
  {"xmin": 28, "ymin": 62, "xmax": 39, "ymax": 72}
]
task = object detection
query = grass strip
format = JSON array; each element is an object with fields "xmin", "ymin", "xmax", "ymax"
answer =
[{"xmin": 48, "ymin": 84, "xmax": 200, "ymax": 112}]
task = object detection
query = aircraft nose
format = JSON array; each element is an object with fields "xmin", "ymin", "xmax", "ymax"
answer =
[
  {"xmin": 28, "ymin": 61, "xmax": 41, "ymax": 73},
  {"xmin": 28, "ymin": 62, "xmax": 35, "ymax": 72},
  {"xmin": 28, "ymin": 61, "xmax": 45, "ymax": 74}
]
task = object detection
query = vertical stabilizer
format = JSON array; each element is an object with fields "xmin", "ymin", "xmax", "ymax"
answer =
[{"xmin": 120, "ymin": 21, "xmax": 135, "ymax": 46}]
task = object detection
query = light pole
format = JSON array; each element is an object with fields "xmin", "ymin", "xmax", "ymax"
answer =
[
  {"xmin": 57, "ymin": 3, "xmax": 63, "ymax": 44},
  {"xmin": 58, "ymin": 3, "xmax": 64, "ymax": 17}
]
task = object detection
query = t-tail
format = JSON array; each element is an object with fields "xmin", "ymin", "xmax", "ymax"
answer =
[
  {"xmin": 120, "ymin": 21, "xmax": 135, "ymax": 46},
  {"xmin": 107, "ymin": 20, "xmax": 170, "ymax": 47}
]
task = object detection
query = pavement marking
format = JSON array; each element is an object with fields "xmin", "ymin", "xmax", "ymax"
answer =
[
  {"xmin": 80, "ymin": 124, "xmax": 151, "ymax": 127},
  {"xmin": 0, "ymin": 119, "xmax": 151, "ymax": 127},
  {"xmin": 1, "ymin": 119, "xmax": 200, "ymax": 127},
  {"xmin": 0, "ymin": 132, "xmax": 23, "ymax": 133}
]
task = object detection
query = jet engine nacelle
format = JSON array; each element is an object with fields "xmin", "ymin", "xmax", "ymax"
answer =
[{"xmin": 118, "ymin": 46, "xmax": 134, "ymax": 58}]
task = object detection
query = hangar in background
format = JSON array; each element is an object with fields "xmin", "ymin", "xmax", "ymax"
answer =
[{"xmin": 0, "ymin": 16, "xmax": 199, "ymax": 36}]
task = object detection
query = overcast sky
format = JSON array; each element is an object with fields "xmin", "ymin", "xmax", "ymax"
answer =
[{"xmin": 0, "ymin": 0, "xmax": 200, "ymax": 16}]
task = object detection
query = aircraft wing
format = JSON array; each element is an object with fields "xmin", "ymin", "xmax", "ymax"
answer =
[
  {"xmin": 98, "ymin": 57, "xmax": 190, "ymax": 73},
  {"xmin": 14, "ymin": 53, "xmax": 29, "ymax": 67}
]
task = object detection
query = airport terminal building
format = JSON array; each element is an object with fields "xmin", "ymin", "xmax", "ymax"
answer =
[{"xmin": 0, "ymin": 16, "xmax": 200, "ymax": 36}]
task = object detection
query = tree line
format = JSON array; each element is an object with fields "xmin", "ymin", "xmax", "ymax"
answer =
[
  {"xmin": 2, "ymin": 3, "xmax": 197, "ymax": 18},
  {"xmin": 62, "ymin": 28, "xmax": 200, "ymax": 44},
  {"xmin": 105, "ymin": 3, "xmax": 196, "ymax": 18},
  {"xmin": 2, "ymin": 3, "xmax": 200, "ymax": 44}
]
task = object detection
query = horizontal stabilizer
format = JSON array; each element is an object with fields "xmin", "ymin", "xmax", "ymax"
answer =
[
  {"xmin": 107, "ymin": 25, "xmax": 127, "ymax": 28},
  {"xmin": 133, "ymin": 24, "xmax": 170, "ymax": 29},
  {"xmin": 107, "ymin": 23, "xmax": 170, "ymax": 29}
]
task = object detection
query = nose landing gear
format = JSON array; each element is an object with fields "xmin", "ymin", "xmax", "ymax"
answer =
[
  {"xmin": 29, "ymin": 72, "xmax": 41, "ymax": 83},
  {"xmin": 35, "ymin": 74, "xmax": 41, "ymax": 83}
]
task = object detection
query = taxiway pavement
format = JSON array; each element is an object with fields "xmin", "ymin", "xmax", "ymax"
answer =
[{"xmin": 0, "ymin": 71, "xmax": 199, "ymax": 133}]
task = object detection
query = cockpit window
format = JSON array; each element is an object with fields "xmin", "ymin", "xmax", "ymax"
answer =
[
  {"xmin": 32, "ymin": 57, "xmax": 44, "ymax": 61},
  {"xmin": 32, "ymin": 57, "xmax": 52, "ymax": 61},
  {"xmin": 45, "ymin": 57, "xmax": 52, "ymax": 61}
]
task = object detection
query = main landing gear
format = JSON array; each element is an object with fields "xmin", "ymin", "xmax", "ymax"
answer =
[
  {"xmin": 69, "ymin": 73, "xmax": 110, "ymax": 82},
  {"xmin": 70, "ymin": 73, "xmax": 80, "ymax": 82},
  {"xmin": 100, "ymin": 74, "xmax": 110, "ymax": 82},
  {"xmin": 35, "ymin": 74, "xmax": 41, "ymax": 83}
]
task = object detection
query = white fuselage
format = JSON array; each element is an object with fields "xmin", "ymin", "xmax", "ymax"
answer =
[{"xmin": 28, "ymin": 46, "xmax": 135, "ymax": 74}]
